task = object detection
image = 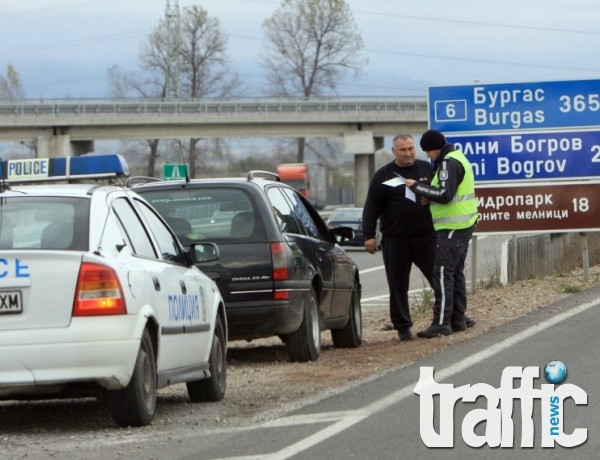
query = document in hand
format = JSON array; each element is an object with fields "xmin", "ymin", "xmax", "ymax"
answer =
[{"xmin": 382, "ymin": 176, "xmax": 415, "ymax": 202}]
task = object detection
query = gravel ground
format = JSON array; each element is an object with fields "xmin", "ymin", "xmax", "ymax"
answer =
[{"xmin": 1, "ymin": 266, "xmax": 599, "ymax": 458}]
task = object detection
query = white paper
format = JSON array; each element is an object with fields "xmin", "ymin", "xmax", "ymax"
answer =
[
  {"xmin": 382, "ymin": 176, "xmax": 416, "ymax": 202},
  {"xmin": 382, "ymin": 176, "xmax": 405, "ymax": 187}
]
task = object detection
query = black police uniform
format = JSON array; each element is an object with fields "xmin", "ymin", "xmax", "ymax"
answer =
[{"xmin": 411, "ymin": 144, "xmax": 477, "ymax": 336}]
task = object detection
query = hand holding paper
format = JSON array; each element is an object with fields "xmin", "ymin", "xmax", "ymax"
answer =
[{"xmin": 382, "ymin": 176, "xmax": 405, "ymax": 187}]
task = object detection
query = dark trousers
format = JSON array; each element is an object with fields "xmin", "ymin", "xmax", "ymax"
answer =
[
  {"xmin": 381, "ymin": 234, "xmax": 436, "ymax": 330},
  {"xmin": 431, "ymin": 225, "xmax": 475, "ymax": 326}
]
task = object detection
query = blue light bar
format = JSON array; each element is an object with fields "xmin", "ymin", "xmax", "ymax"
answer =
[{"xmin": 0, "ymin": 154, "xmax": 130, "ymax": 183}]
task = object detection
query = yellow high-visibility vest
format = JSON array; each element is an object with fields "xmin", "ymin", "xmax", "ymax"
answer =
[{"xmin": 430, "ymin": 150, "xmax": 478, "ymax": 230}]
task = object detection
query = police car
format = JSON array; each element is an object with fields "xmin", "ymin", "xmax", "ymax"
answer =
[{"xmin": 0, "ymin": 155, "xmax": 227, "ymax": 427}]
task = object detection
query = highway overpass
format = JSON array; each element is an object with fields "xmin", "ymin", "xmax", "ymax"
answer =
[
  {"xmin": 0, "ymin": 96, "xmax": 428, "ymax": 152},
  {"xmin": 0, "ymin": 96, "xmax": 430, "ymax": 206}
]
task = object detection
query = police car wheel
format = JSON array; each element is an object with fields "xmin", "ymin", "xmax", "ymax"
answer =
[
  {"xmin": 187, "ymin": 314, "xmax": 227, "ymax": 402},
  {"xmin": 285, "ymin": 287, "xmax": 321, "ymax": 363},
  {"xmin": 331, "ymin": 281, "xmax": 362, "ymax": 348},
  {"xmin": 107, "ymin": 328, "xmax": 157, "ymax": 427}
]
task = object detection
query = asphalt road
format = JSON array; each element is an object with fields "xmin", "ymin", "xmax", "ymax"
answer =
[
  {"xmin": 349, "ymin": 233, "xmax": 513, "ymax": 307},
  {"xmin": 88, "ymin": 283, "xmax": 598, "ymax": 460},
  {"xmin": 262, "ymin": 285, "xmax": 600, "ymax": 460},
  {"xmin": 6, "ymin": 235, "xmax": 583, "ymax": 459}
]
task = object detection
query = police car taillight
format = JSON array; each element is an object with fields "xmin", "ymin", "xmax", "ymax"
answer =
[
  {"xmin": 72, "ymin": 262, "xmax": 127, "ymax": 316},
  {"xmin": 270, "ymin": 242, "xmax": 289, "ymax": 300}
]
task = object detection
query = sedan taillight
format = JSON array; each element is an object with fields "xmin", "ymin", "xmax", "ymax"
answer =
[
  {"xmin": 72, "ymin": 262, "xmax": 127, "ymax": 316},
  {"xmin": 270, "ymin": 242, "xmax": 289, "ymax": 300}
]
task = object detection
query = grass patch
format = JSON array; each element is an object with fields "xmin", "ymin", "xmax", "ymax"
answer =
[
  {"xmin": 411, "ymin": 287, "xmax": 434, "ymax": 318},
  {"xmin": 561, "ymin": 284, "xmax": 582, "ymax": 294}
]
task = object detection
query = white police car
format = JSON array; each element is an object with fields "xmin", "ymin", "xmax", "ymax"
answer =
[{"xmin": 0, "ymin": 155, "xmax": 227, "ymax": 427}]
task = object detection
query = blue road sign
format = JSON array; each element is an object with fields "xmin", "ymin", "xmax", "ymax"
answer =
[
  {"xmin": 447, "ymin": 130, "xmax": 600, "ymax": 183},
  {"xmin": 428, "ymin": 79, "xmax": 600, "ymax": 133}
]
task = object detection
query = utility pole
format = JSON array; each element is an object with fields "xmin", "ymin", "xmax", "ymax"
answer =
[{"xmin": 165, "ymin": 0, "xmax": 181, "ymax": 100}]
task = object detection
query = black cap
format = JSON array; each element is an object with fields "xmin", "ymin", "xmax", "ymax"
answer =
[{"xmin": 420, "ymin": 129, "xmax": 447, "ymax": 151}]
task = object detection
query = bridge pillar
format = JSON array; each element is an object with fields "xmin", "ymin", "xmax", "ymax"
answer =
[
  {"xmin": 354, "ymin": 137, "xmax": 385, "ymax": 207},
  {"xmin": 354, "ymin": 154, "xmax": 374, "ymax": 207},
  {"xmin": 344, "ymin": 132, "xmax": 384, "ymax": 207},
  {"xmin": 36, "ymin": 135, "xmax": 94, "ymax": 157},
  {"xmin": 72, "ymin": 140, "xmax": 94, "ymax": 155}
]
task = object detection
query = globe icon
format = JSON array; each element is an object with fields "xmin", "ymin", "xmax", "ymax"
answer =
[{"xmin": 544, "ymin": 361, "xmax": 567, "ymax": 384}]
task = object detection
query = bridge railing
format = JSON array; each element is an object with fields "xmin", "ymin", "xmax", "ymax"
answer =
[{"xmin": 0, "ymin": 97, "xmax": 428, "ymax": 118}]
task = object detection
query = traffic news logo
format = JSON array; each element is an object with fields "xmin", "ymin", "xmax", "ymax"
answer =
[{"xmin": 413, "ymin": 364, "xmax": 588, "ymax": 448}]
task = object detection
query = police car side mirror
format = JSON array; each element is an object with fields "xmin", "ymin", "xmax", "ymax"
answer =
[{"xmin": 191, "ymin": 242, "xmax": 220, "ymax": 263}]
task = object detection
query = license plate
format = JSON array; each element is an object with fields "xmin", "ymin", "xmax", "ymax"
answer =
[{"xmin": 0, "ymin": 291, "xmax": 23, "ymax": 314}]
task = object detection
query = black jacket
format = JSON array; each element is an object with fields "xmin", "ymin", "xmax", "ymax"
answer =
[{"xmin": 362, "ymin": 159, "xmax": 434, "ymax": 239}]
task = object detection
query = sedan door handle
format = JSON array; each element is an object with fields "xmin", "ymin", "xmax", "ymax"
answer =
[
  {"xmin": 180, "ymin": 280, "xmax": 187, "ymax": 295},
  {"xmin": 152, "ymin": 276, "xmax": 161, "ymax": 291}
]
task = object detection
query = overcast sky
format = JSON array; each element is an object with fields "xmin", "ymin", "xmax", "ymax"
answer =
[{"xmin": 2, "ymin": 0, "xmax": 598, "ymax": 100}]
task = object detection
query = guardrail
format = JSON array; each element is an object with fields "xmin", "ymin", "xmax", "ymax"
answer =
[{"xmin": 0, "ymin": 97, "xmax": 428, "ymax": 118}]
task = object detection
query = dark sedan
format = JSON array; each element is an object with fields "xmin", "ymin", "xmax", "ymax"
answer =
[{"xmin": 132, "ymin": 171, "xmax": 362, "ymax": 363}]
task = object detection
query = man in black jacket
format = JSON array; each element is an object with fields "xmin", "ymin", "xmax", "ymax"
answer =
[{"xmin": 362, "ymin": 134, "xmax": 437, "ymax": 341}]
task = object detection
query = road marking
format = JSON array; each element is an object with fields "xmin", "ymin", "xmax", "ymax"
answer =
[
  {"xmin": 361, "ymin": 293, "xmax": 388, "ymax": 302},
  {"xmin": 359, "ymin": 264, "xmax": 429, "ymax": 304},
  {"xmin": 211, "ymin": 295, "xmax": 600, "ymax": 460},
  {"xmin": 362, "ymin": 288, "xmax": 424, "ymax": 304},
  {"xmin": 358, "ymin": 265, "xmax": 384, "ymax": 274}
]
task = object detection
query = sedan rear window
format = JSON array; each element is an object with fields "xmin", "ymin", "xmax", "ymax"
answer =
[{"xmin": 139, "ymin": 188, "xmax": 265, "ymax": 243}]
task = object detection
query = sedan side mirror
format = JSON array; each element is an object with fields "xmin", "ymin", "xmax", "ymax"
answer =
[
  {"xmin": 331, "ymin": 226, "xmax": 355, "ymax": 244},
  {"xmin": 190, "ymin": 242, "xmax": 220, "ymax": 263}
]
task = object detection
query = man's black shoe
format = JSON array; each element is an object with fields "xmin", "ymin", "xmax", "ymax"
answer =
[
  {"xmin": 451, "ymin": 320, "xmax": 467, "ymax": 332},
  {"xmin": 465, "ymin": 316, "xmax": 476, "ymax": 328},
  {"xmin": 398, "ymin": 329, "xmax": 414, "ymax": 342},
  {"xmin": 417, "ymin": 324, "xmax": 452, "ymax": 339}
]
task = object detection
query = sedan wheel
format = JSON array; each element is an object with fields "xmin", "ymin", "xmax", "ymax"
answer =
[
  {"xmin": 331, "ymin": 281, "xmax": 362, "ymax": 348},
  {"xmin": 285, "ymin": 287, "xmax": 321, "ymax": 362}
]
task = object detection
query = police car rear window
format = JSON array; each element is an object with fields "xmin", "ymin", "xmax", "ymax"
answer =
[
  {"xmin": 0, "ymin": 197, "xmax": 90, "ymax": 251},
  {"xmin": 139, "ymin": 188, "xmax": 264, "ymax": 242}
]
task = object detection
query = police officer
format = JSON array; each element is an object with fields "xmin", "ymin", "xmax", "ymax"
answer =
[{"xmin": 405, "ymin": 130, "xmax": 478, "ymax": 338}]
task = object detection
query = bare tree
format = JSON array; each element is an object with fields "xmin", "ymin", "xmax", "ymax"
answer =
[
  {"xmin": 0, "ymin": 64, "xmax": 26, "ymax": 101},
  {"xmin": 261, "ymin": 0, "xmax": 366, "ymax": 162},
  {"xmin": 180, "ymin": 6, "xmax": 240, "ymax": 99},
  {"xmin": 107, "ymin": 64, "xmax": 164, "ymax": 176},
  {"xmin": 178, "ymin": 5, "xmax": 241, "ymax": 176},
  {"xmin": 0, "ymin": 64, "xmax": 38, "ymax": 156},
  {"xmin": 107, "ymin": 5, "xmax": 239, "ymax": 177}
]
